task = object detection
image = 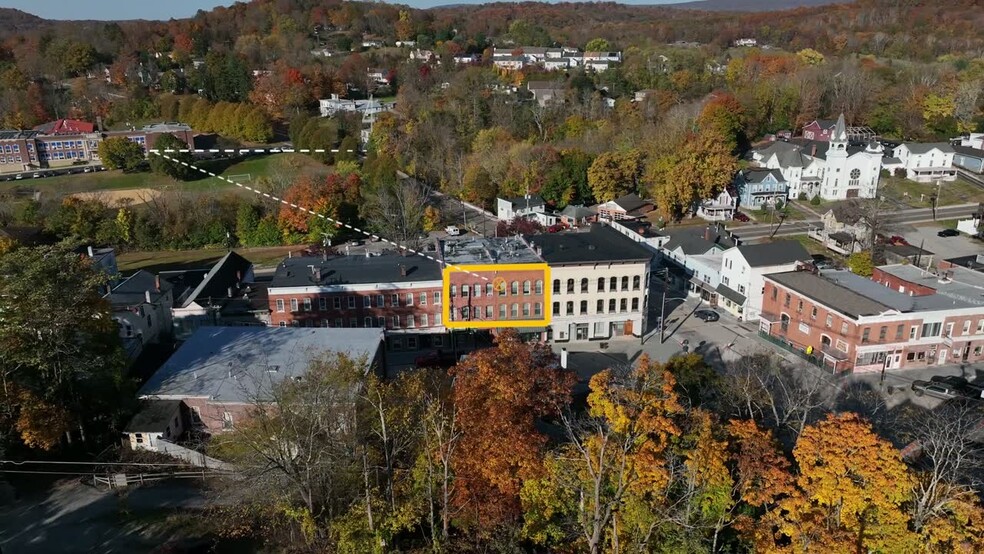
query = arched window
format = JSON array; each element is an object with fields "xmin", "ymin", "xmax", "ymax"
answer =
[
  {"xmin": 780, "ymin": 313, "xmax": 790, "ymax": 332},
  {"xmin": 621, "ymin": 276, "xmax": 629, "ymax": 291},
  {"xmin": 610, "ymin": 276, "xmax": 617, "ymax": 291},
  {"xmin": 552, "ymin": 279, "xmax": 560, "ymax": 294},
  {"xmin": 581, "ymin": 278, "xmax": 589, "ymax": 293},
  {"xmin": 534, "ymin": 280, "xmax": 543, "ymax": 294},
  {"xmin": 632, "ymin": 276, "xmax": 640, "ymax": 290},
  {"xmin": 566, "ymin": 301, "xmax": 574, "ymax": 315},
  {"xmin": 566, "ymin": 279, "xmax": 575, "ymax": 293},
  {"xmin": 511, "ymin": 281, "xmax": 519, "ymax": 295},
  {"xmin": 523, "ymin": 280, "xmax": 531, "ymax": 295},
  {"xmin": 598, "ymin": 277, "xmax": 606, "ymax": 292}
]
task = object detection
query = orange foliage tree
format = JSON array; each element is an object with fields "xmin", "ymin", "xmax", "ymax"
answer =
[
  {"xmin": 278, "ymin": 173, "xmax": 361, "ymax": 243},
  {"xmin": 450, "ymin": 329, "xmax": 574, "ymax": 532}
]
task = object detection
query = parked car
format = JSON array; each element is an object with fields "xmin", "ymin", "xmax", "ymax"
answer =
[
  {"xmin": 930, "ymin": 375, "xmax": 984, "ymax": 399},
  {"xmin": 889, "ymin": 235, "xmax": 909, "ymax": 246},
  {"xmin": 445, "ymin": 225, "xmax": 461, "ymax": 236},
  {"xmin": 31, "ymin": 172, "xmax": 40, "ymax": 178},
  {"xmin": 547, "ymin": 223, "xmax": 567, "ymax": 233},
  {"xmin": 938, "ymin": 228, "xmax": 960, "ymax": 237},
  {"xmin": 911, "ymin": 380, "xmax": 962, "ymax": 400},
  {"xmin": 733, "ymin": 211, "xmax": 750, "ymax": 222},
  {"xmin": 694, "ymin": 309, "xmax": 720, "ymax": 322}
]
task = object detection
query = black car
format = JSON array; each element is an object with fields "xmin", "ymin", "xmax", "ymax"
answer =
[
  {"xmin": 911, "ymin": 380, "xmax": 961, "ymax": 400},
  {"xmin": 938, "ymin": 228, "xmax": 960, "ymax": 237},
  {"xmin": 930, "ymin": 375, "xmax": 984, "ymax": 399},
  {"xmin": 694, "ymin": 309, "xmax": 720, "ymax": 322}
]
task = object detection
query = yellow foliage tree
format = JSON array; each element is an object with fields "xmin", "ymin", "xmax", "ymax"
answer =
[{"xmin": 15, "ymin": 389, "xmax": 72, "ymax": 450}]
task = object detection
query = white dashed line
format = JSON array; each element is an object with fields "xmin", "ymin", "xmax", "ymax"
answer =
[{"xmin": 148, "ymin": 151, "xmax": 488, "ymax": 280}]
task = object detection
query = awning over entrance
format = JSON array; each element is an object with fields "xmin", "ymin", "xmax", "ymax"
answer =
[{"xmin": 716, "ymin": 283, "xmax": 746, "ymax": 306}]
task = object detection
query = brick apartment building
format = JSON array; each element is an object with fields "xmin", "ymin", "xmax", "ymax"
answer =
[
  {"xmin": 0, "ymin": 120, "xmax": 194, "ymax": 174},
  {"xmin": 761, "ymin": 266, "xmax": 984, "ymax": 373},
  {"xmin": 267, "ymin": 251, "xmax": 449, "ymax": 352}
]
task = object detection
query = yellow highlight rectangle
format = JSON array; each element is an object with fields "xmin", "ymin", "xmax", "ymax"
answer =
[{"xmin": 442, "ymin": 263, "xmax": 551, "ymax": 329}]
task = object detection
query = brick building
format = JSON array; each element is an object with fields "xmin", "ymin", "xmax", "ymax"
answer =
[
  {"xmin": 267, "ymin": 251, "xmax": 448, "ymax": 352},
  {"xmin": 137, "ymin": 326, "xmax": 384, "ymax": 434},
  {"xmin": 761, "ymin": 267, "xmax": 984, "ymax": 373}
]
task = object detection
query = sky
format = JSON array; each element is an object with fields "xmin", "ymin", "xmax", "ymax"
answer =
[{"xmin": 4, "ymin": 0, "xmax": 693, "ymax": 21}]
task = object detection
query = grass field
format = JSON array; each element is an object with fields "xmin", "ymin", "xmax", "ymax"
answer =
[
  {"xmin": 118, "ymin": 245, "xmax": 303, "ymax": 273},
  {"xmin": 879, "ymin": 176, "xmax": 984, "ymax": 208}
]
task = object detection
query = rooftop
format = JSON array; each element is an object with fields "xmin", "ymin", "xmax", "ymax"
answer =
[
  {"xmin": 138, "ymin": 327, "xmax": 384, "ymax": 403},
  {"xmin": 109, "ymin": 270, "xmax": 165, "ymax": 306},
  {"xmin": 901, "ymin": 142, "xmax": 955, "ymax": 155},
  {"xmin": 527, "ymin": 224, "xmax": 653, "ymax": 265},
  {"xmin": 441, "ymin": 236, "xmax": 542, "ymax": 265},
  {"xmin": 501, "ymin": 194, "xmax": 546, "ymax": 208},
  {"xmin": 874, "ymin": 264, "xmax": 984, "ymax": 306},
  {"xmin": 953, "ymin": 145, "xmax": 984, "ymax": 159},
  {"xmin": 139, "ymin": 122, "xmax": 193, "ymax": 133},
  {"xmin": 737, "ymin": 241, "xmax": 810, "ymax": 267},
  {"xmin": 741, "ymin": 168, "xmax": 785, "ymax": 183},
  {"xmin": 270, "ymin": 251, "xmax": 443, "ymax": 289},
  {"xmin": 124, "ymin": 400, "xmax": 183, "ymax": 433},
  {"xmin": 663, "ymin": 225, "xmax": 736, "ymax": 255},
  {"xmin": 33, "ymin": 119, "xmax": 95, "ymax": 134}
]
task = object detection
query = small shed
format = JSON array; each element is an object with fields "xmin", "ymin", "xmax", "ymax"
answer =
[{"xmin": 124, "ymin": 400, "xmax": 185, "ymax": 451}]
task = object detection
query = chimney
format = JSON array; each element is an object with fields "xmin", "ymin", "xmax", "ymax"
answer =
[
  {"xmin": 227, "ymin": 286, "xmax": 234, "ymax": 298},
  {"xmin": 314, "ymin": 268, "xmax": 322, "ymax": 281},
  {"xmin": 96, "ymin": 116, "xmax": 104, "ymax": 132},
  {"xmin": 704, "ymin": 226, "xmax": 712, "ymax": 241},
  {"xmin": 145, "ymin": 290, "xmax": 151, "ymax": 303},
  {"xmin": 399, "ymin": 264, "xmax": 408, "ymax": 276},
  {"xmin": 322, "ymin": 251, "xmax": 328, "ymax": 262},
  {"xmin": 236, "ymin": 270, "xmax": 242, "ymax": 281},
  {"xmin": 810, "ymin": 144, "xmax": 817, "ymax": 157},
  {"xmin": 154, "ymin": 274, "xmax": 160, "ymax": 291},
  {"xmin": 560, "ymin": 348, "xmax": 568, "ymax": 369},
  {"xmin": 87, "ymin": 245, "xmax": 94, "ymax": 257}
]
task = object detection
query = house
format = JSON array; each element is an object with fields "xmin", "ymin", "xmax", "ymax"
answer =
[
  {"xmin": 735, "ymin": 168, "xmax": 788, "ymax": 209},
  {"xmin": 959, "ymin": 133, "xmax": 984, "ymax": 150},
  {"xmin": 882, "ymin": 243, "xmax": 934, "ymax": 269},
  {"xmin": 319, "ymin": 94, "xmax": 393, "ymax": 118},
  {"xmin": 761, "ymin": 266, "xmax": 984, "ymax": 373},
  {"xmin": 953, "ymin": 145, "xmax": 984, "ymax": 174},
  {"xmin": 528, "ymin": 224, "xmax": 653, "ymax": 341},
  {"xmin": 718, "ymin": 241, "xmax": 811, "ymax": 321},
  {"xmin": 497, "ymin": 195, "xmax": 546, "ymax": 221},
  {"xmin": 801, "ymin": 118, "xmax": 838, "ymax": 141},
  {"xmin": 751, "ymin": 114, "xmax": 883, "ymax": 200},
  {"xmin": 492, "ymin": 56, "xmax": 525, "ymax": 71},
  {"xmin": 137, "ymin": 327, "xmax": 385, "ymax": 434},
  {"xmin": 159, "ymin": 251, "xmax": 256, "ymax": 340},
  {"xmin": 891, "ymin": 143, "xmax": 956, "ymax": 182},
  {"xmin": 409, "ymin": 49, "xmax": 435, "ymax": 62},
  {"xmin": 124, "ymin": 400, "xmax": 186, "ymax": 452},
  {"xmin": 606, "ymin": 218, "xmax": 669, "ymax": 254},
  {"xmin": 696, "ymin": 187, "xmax": 738, "ymax": 221},
  {"xmin": 107, "ymin": 270, "xmax": 173, "ymax": 360},
  {"xmin": 659, "ymin": 225, "xmax": 736, "ymax": 297},
  {"xmin": 734, "ymin": 38, "xmax": 758, "ymax": 47},
  {"xmin": 367, "ymin": 68, "xmax": 390, "ymax": 86},
  {"xmin": 527, "ymin": 81, "xmax": 567, "ymax": 107},
  {"xmin": 594, "ymin": 193, "xmax": 654, "ymax": 221},
  {"xmin": 543, "ymin": 58, "xmax": 572, "ymax": 71},
  {"xmin": 267, "ymin": 251, "xmax": 447, "ymax": 354},
  {"xmin": 395, "ymin": 40, "xmax": 416, "ymax": 48},
  {"xmin": 559, "ymin": 204, "xmax": 596, "ymax": 228},
  {"xmin": 807, "ymin": 204, "xmax": 870, "ymax": 255}
]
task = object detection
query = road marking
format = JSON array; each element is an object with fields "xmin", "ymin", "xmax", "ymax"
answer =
[{"xmin": 147, "ymin": 151, "xmax": 488, "ymax": 280}]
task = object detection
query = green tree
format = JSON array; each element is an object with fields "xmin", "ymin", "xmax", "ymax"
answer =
[
  {"xmin": 645, "ymin": 130, "xmax": 739, "ymax": 219},
  {"xmin": 336, "ymin": 136, "xmax": 360, "ymax": 163},
  {"xmin": 97, "ymin": 136, "xmax": 145, "ymax": 172},
  {"xmin": 62, "ymin": 41, "xmax": 97, "ymax": 76},
  {"xmin": 585, "ymin": 38, "xmax": 612, "ymax": 52},
  {"xmin": 0, "ymin": 246, "xmax": 129, "ymax": 450},
  {"xmin": 796, "ymin": 48, "xmax": 825, "ymax": 66},
  {"xmin": 848, "ymin": 250, "xmax": 874, "ymax": 276},
  {"xmin": 147, "ymin": 134, "xmax": 194, "ymax": 180}
]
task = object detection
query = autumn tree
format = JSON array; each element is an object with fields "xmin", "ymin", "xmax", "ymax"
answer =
[
  {"xmin": 451, "ymin": 330, "xmax": 574, "ymax": 533},
  {"xmin": 147, "ymin": 134, "xmax": 194, "ymax": 180},
  {"xmin": 698, "ymin": 93, "xmax": 747, "ymax": 153},
  {"xmin": 98, "ymin": 136, "xmax": 145, "ymax": 172},
  {"xmin": 0, "ymin": 246, "xmax": 129, "ymax": 450},
  {"xmin": 645, "ymin": 130, "xmax": 739, "ymax": 219},
  {"xmin": 848, "ymin": 250, "xmax": 874, "ymax": 276},
  {"xmin": 360, "ymin": 157, "xmax": 429, "ymax": 248},
  {"xmin": 278, "ymin": 173, "xmax": 360, "ymax": 244},
  {"xmin": 587, "ymin": 149, "xmax": 644, "ymax": 203}
]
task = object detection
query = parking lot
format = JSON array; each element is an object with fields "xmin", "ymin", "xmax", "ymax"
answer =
[
  {"xmin": 0, "ymin": 164, "xmax": 105, "ymax": 181},
  {"xmin": 900, "ymin": 222, "xmax": 983, "ymax": 260}
]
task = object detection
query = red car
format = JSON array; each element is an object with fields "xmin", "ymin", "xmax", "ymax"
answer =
[
  {"xmin": 547, "ymin": 223, "xmax": 568, "ymax": 233},
  {"xmin": 890, "ymin": 235, "xmax": 909, "ymax": 246},
  {"xmin": 733, "ymin": 212, "xmax": 750, "ymax": 222}
]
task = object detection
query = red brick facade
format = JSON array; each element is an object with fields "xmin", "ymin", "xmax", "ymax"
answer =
[
  {"xmin": 446, "ymin": 268, "xmax": 547, "ymax": 323},
  {"xmin": 269, "ymin": 286, "xmax": 445, "ymax": 331},
  {"xmin": 871, "ymin": 267, "xmax": 936, "ymax": 296}
]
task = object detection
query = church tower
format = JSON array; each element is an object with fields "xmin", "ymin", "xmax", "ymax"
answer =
[{"xmin": 822, "ymin": 113, "xmax": 849, "ymax": 198}]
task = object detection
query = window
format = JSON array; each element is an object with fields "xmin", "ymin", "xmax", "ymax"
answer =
[
  {"xmin": 598, "ymin": 277, "xmax": 605, "ymax": 292},
  {"xmin": 303, "ymin": 298, "xmax": 311, "ymax": 312},
  {"xmin": 421, "ymin": 314, "xmax": 429, "ymax": 327},
  {"xmin": 609, "ymin": 299, "xmax": 616, "ymax": 313},
  {"xmin": 862, "ymin": 328, "xmax": 870, "ymax": 343},
  {"xmin": 921, "ymin": 322, "xmax": 942, "ymax": 338},
  {"xmin": 376, "ymin": 295, "xmax": 384, "ymax": 307},
  {"xmin": 799, "ymin": 322, "xmax": 810, "ymax": 334},
  {"xmin": 566, "ymin": 279, "xmax": 574, "ymax": 293},
  {"xmin": 434, "ymin": 291, "xmax": 441, "ymax": 305},
  {"xmin": 631, "ymin": 298, "xmax": 639, "ymax": 311},
  {"xmin": 501, "ymin": 304, "xmax": 508, "ymax": 319},
  {"xmin": 825, "ymin": 314, "xmax": 832, "ymax": 328},
  {"xmin": 523, "ymin": 303, "xmax": 531, "ymax": 317},
  {"xmin": 420, "ymin": 292, "xmax": 427, "ymax": 306},
  {"xmin": 553, "ymin": 279, "xmax": 560, "ymax": 294},
  {"xmin": 895, "ymin": 325, "xmax": 904, "ymax": 340},
  {"xmin": 408, "ymin": 315, "xmax": 415, "ymax": 328},
  {"xmin": 633, "ymin": 276, "xmax": 640, "ymax": 290},
  {"xmin": 290, "ymin": 298, "xmax": 299, "ymax": 312},
  {"xmin": 841, "ymin": 322, "xmax": 849, "ymax": 334},
  {"xmin": 620, "ymin": 298, "xmax": 627, "ymax": 312},
  {"xmin": 391, "ymin": 294, "xmax": 399, "ymax": 306},
  {"xmin": 485, "ymin": 283, "xmax": 493, "ymax": 296},
  {"xmin": 512, "ymin": 303, "xmax": 520, "ymax": 318},
  {"xmin": 849, "ymin": 168, "xmax": 860, "ymax": 188},
  {"xmin": 780, "ymin": 314, "xmax": 790, "ymax": 331},
  {"xmin": 279, "ymin": 321, "xmax": 287, "ymax": 327},
  {"xmin": 878, "ymin": 326, "xmax": 887, "ymax": 341},
  {"xmin": 978, "ymin": 319, "xmax": 984, "ymax": 334},
  {"xmin": 348, "ymin": 296, "xmax": 356, "ymax": 309},
  {"xmin": 486, "ymin": 305, "xmax": 493, "ymax": 318},
  {"xmin": 811, "ymin": 306, "xmax": 817, "ymax": 320},
  {"xmin": 535, "ymin": 280, "xmax": 543, "ymax": 294},
  {"xmin": 797, "ymin": 300, "xmax": 803, "ymax": 313},
  {"xmin": 451, "ymin": 285, "xmax": 457, "ymax": 297},
  {"xmin": 363, "ymin": 296, "xmax": 371, "ymax": 308},
  {"xmin": 910, "ymin": 326, "xmax": 918, "ymax": 339},
  {"xmin": 836, "ymin": 339, "xmax": 848, "ymax": 352},
  {"xmin": 335, "ymin": 318, "xmax": 343, "ymax": 327},
  {"xmin": 610, "ymin": 277, "xmax": 617, "ymax": 291},
  {"xmin": 365, "ymin": 317, "xmax": 373, "ymax": 327},
  {"xmin": 473, "ymin": 284, "xmax": 481, "ymax": 297},
  {"xmin": 597, "ymin": 299, "xmax": 604, "ymax": 313},
  {"xmin": 945, "ymin": 322, "xmax": 954, "ymax": 338},
  {"xmin": 406, "ymin": 293, "xmax": 414, "ymax": 306},
  {"xmin": 377, "ymin": 316, "xmax": 386, "ymax": 327},
  {"xmin": 580, "ymin": 300, "xmax": 587, "ymax": 314},
  {"xmin": 462, "ymin": 285, "xmax": 469, "ymax": 297},
  {"xmin": 350, "ymin": 317, "xmax": 357, "ymax": 327},
  {"xmin": 580, "ymin": 278, "xmax": 588, "ymax": 293},
  {"xmin": 319, "ymin": 297, "xmax": 327, "ymax": 311},
  {"xmin": 784, "ymin": 293, "xmax": 790, "ymax": 307},
  {"xmin": 392, "ymin": 316, "xmax": 400, "ymax": 328},
  {"xmin": 771, "ymin": 287, "xmax": 777, "ymax": 301},
  {"xmin": 459, "ymin": 307, "xmax": 468, "ymax": 321},
  {"xmin": 512, "ymin": 281, "xmax": 520, "ymax": 295},
  {"xmin": 566, "ymin": 301, "xmax": 574, "ymax": 315},
  {"xmin": 963, "ymin": 321, "xmax": 971, "ymax": 335},
  {"xmin": 434, "ymin": 313, "xmax": 442, "ymax": 326},
  {"xmin": 621, "ymin": 276, "xmax": 629, "ymax": 291},
  {"xmin": 276, "ymin": 299, "xmax": 285, "ymax": 312}
]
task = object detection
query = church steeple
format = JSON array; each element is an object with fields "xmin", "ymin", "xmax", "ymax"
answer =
[{"xmin": 833, "ymin": 113, "xmax": 847, "ymax": 143}]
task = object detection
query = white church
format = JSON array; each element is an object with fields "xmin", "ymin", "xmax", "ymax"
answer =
[{"xmin": 751, "ymin": 114, "xmax": 883, "ymax": 201}]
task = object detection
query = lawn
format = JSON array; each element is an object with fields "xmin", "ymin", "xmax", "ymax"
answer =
[
  {"xmin": 879, "ymin": 175, "xmax": 984, "ymax": 208},
  {"xmin": 118, "ymin": 245, "xmax": 303, "ymax": 273}
]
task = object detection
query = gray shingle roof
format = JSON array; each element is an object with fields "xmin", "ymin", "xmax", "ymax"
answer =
[
  {"xmin": 902, "ymin": 142, "xmax": 955, "ymax": 155},
  {"xmin": 177, "ymin": 251, "xmax": 252, "ymax": 308},
  {"xmin": 125, "ymin": 400, "xmax": 183, "ymax": 433},
  {"xmin": 736, "ymin": 241, "xmax": 810, "ymax": 267},
  {"xmin": 612, "ymin": 193, "xmax": 650, "ymax": 213},
  {"xmin": 953, "ymin": 145, "xmax": 984, "ymax": 159},
  {"xmin": 742, "ymin": 168, "xmax": 785, "ymax": 183},
  {"xmin": 716, "ymin": 283, "xmax": 746, "ymax": 305},
  {"xmin": 527, "ymin": 224, "xmax": 653, "ymax": 265},
  {"xmin": 138, "ymin": 327, "xmax": 384, "ymax": 403},
  {"xmin": 662, "ymin": 226, "xmax": 735, "ymax": 255},
  {"xmin": 271, "ymin": 251, "xmax": 443, "ymax": 288},
  {"xmin": 110, "ymin": 270, "xmax": 165, "ymax": 306}
]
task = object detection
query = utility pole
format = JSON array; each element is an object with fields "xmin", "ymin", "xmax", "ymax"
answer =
[
  {"xmin": 769, "ymin": 212, "xmax": 787, "ymax": 239},
  {"xmin": 659, "ymin": 267, "xmax": 669, "ymax": 344}
]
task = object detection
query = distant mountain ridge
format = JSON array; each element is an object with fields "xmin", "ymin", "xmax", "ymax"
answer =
[
  {"xmin": 0, "ymin": 7, "xmax": 47, "ymax": 31},
  {"xmin": 666, "ymin": 0, "xmax": 845, "ymax": 11}
]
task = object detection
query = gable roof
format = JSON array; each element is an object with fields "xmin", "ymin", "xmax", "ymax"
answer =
[
  {"xmin": 952, "ymin": 145, "xmax": 984, "ymax": 159},
  {"xmin": 805, "ymin": 118, "xmax": 838, "ymax": 130},
  {"xmin": 742, "ymin": 168, "xmax": 785, "ymax": 183},
  {"xmin": 124, "ymin": 400, "xmax": 183, "ymax": 433},
  {"xmin": 109, "ymin": 270, "xmax": 165, "ymax": 306},
  {"xmin": 662, "ymin": 225, "xmax": 736, "ymax": 255},
  {"xmin": 611, "ymin": 193, "xmax": 651, "ymax": 213},
  {"xmin": 902, "ymin": 142, "xmax": 955, "ymax": 155},
  {"xmin": 501, "ymin": 195, "xmax": 546, "ymax": 208},
  {"xmin": 527, "ymin": 224, "xmax": 653, "ymax": 265},
  {"xmin": 33, "ymin": 118, "xmax": 95, "ymax": 134},
  {"xmin": 735, "ymin": 240, "xmax": 810, "ymax": 267},
  {"xmin": 560, "ymin": 204, "xmax": 596, "ymax": 219}
]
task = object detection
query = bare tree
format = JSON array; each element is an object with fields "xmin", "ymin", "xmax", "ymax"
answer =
[{"xmin": 361, "ymin": 177, "xmax": 429, "ymax": 249}]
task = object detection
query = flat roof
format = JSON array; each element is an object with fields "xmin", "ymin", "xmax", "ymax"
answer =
[
  {"xmin": 527, "ymin": 224, "xmax": 653, "ymax": 265},
  {"xmin": 271, "ymin": 251, "xmax": 443, "ymax": 288},
  {"xmin": 138, "ymin": 327, "xmax": 383, "ymax": 403},
  {"xmin": 441, "ymin": 236, "xmax": 542, "ymax": 265},
  {"xmin": 875, "ymin": 264, "xmax": 984, "ymax": 306}
]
